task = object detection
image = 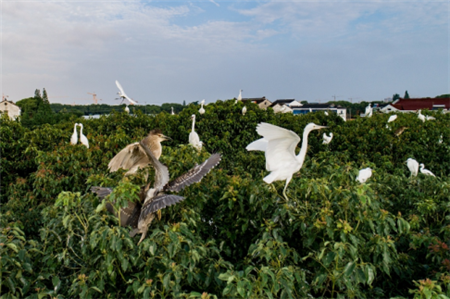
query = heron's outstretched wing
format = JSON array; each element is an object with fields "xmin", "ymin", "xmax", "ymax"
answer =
[
  {"xmin": 108, "ymin": 142, "xmax": 150, "ymax": 174},
  {"xmin": 90, "ymin": 186, "xmax": 141, "ymax": 227},
  {"xmin": 165, "ymin": 153, "xmax": 221, "ymax": 192},
  {"xmin": 246, "ymin": 138, "xmax": 268, "ymax": 152},
  {"xmin": 139, "ymin": 141, "xmax": 169, "ymax": 191},
  {"xmin": 115, "ymin": 80, "xmax": 125, "ymax": 94},
  {"xmin": 139, "ymin": 194, "xmax": 185, "ymax": 220},
  {"xmin": 255, "ymin": 123, "xmax": 300, "ymax": 172},
  {"xmin": 90, "ymin": 186, "xmax": 113, "ymax": 199}
]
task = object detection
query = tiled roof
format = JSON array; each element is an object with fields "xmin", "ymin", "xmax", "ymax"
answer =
[
  {"xmin": 241, "ymin": 97, "xmax": 270, "ymax": 104},
  {"xmin": 392, "ymin": 97, "xmax": 450, "ymax": 110}
]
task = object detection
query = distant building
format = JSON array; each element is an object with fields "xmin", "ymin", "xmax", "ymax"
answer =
[
  {"xmin": 381, "ymin": 97, "xmax": 450, "ymax": 113},
  {"xmin": 0, "ymin": 98, "xmax": 21, "ymax": 120},
  {"xmin": 270, "ymin": 99, "xmax": 302, "ymax": 113},
  {"xmin": 241, "ymin": 97, "xmax": 272, "ymax": 110},
  {"xmin": 292, "ymin": 103, "xmax": 347, "ymax": 119}
]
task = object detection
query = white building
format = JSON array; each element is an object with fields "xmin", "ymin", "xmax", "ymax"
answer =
[{"xmin": 0, "ymin": 98, "xmax": 21, "ymax": 120}]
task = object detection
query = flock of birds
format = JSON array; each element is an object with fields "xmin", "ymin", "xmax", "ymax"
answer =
[{"xmin": 67, "ymin": 93, "xmax": 445, "ymax": 243}]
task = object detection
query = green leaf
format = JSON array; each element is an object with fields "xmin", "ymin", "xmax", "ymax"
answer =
[
  {"xmin": 343, "ymin": 261, "xmax": 356, "ymax": 277},
  {"xmin": 237, "ymin": 280, "xmax": 246, "ymax": 297}
]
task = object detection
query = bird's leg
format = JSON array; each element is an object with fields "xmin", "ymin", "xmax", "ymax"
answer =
[
  {"xmin": 137, "ymin": 230, "xmax": 147, "ymax": 245},
  {"xmin": 282, "ymin": 177, "xmax": 292, "ymax": 202}
]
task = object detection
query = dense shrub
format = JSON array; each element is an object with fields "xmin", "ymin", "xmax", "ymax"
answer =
[{"xmin": 1, "ymin": 101, "xmax": 449, "ymax": 298}]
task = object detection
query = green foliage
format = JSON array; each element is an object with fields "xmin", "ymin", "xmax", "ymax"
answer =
[{"xmin": 1, "ymin": 100, "xmax": 450, "ymax": 297}]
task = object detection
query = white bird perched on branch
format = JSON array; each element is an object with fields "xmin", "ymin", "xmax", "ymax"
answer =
[
  {"xmin": 70, "ymin": 123, "xmax": 78, "ymax": 145},
  {"xmin": 125, "ymin": 105, "xmax": 130, "ymax": 113},
  {"xmin": 199, "ymin": 99, "xmax": 205, "ymax": 115},
  {"xmin": 425, "ymin": 115, "xmax": 436, "ymax": 121},
  {"xmin": 324, "ymin": 111, "xmax": 329, "ymax": 116},
  {"xmin": 115, "ymin": 80, "xmax": 137, "ymax": 105},
  {"xmin": 235, "ymin": 89, "xmax": 243, "ymax": 104},
  {"xmin": 108, "ymin": 129, "xmax": 171, "ymax": 175},
  {"xmin": 419, "ymin": 163, "xmax": 435, "ymax": 177},
  {"xmin": 322, "ymin": 132, "xmax": 333, "ymax": 144},
  {"xmin": 417, "ymin": 110, "xmax": 425, "ymax": 122},
  {"xmin": 387, "ymin": 114, "xmax": 397, "ymax": 123},
  {"xmin": 78, "ymin": 123, "xmax": 89, "ymax": 148},
  {"xmin": 356, "ymin": 167, "xmax": 372, "ymax": 183},
  {"xmin": 406, "ymin": 158, "xmax": 419, "ymax": 177},
  {"xmin": 365, "ymin": 104, "xmax": 373, "ymax": 117},
  {"xmin": 171, "ymin": 107, "xmax": 175, "ymax": 115},
  {"xmin": 92, "ymin": 142, "xmax": 221, "ymax": 245},
  {"xmin": 242, "ymin": 106, "xmax": 247, "ymax": 115},
  {"xmin": 189, "ymin": 115, "xmax": 203, "ymax": 151},
  {"xmin": 246, "ymin": 122, "xmax": 327, "ymax": 200}
]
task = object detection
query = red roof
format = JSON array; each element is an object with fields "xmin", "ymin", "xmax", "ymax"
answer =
[{"xmin": 392, "ymin": 97, "xmax": 450, "ymax": 110}]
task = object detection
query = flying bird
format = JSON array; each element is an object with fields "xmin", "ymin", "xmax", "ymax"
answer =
[
  {"xmin": 242, "ymin": 106, "xmax": 247, "ymax": 115},
  {"xmin": 93, "ymin": 142, "xmax": 222, "ymax": 245},
  {"xmin": 322, "ymin": 132, "xmax": 333, "ymax": 144},
  {"xmin": 199, "ymin": 99, "xmax": 205, "ymax": 115},
  {"xmin": 115, "ymin": 80, "xmax": 137, "ymax": 105},
  {"xmin": 406, "ymin": 158, "xmax": 419, "ymax": 177},
  {"xmin": 246, "ymin": 122, "xmax": 327, "ymax": 200},
  {"xmin": 356, "ymin": 167, "xmax": 372, "ymax": 183},
  {"xmin": 70, "ymin": 123, "xmax": 78, "ymax": 145},
  {"xmin": 419, "ymin": 163, "xmax": 435, "ymax": 177},
  {"xmin": 108, "ymin": 129, "xmax": 171, "ymax": 175},
  {"xmin": 78, "ymin": 123, "xmax": 89, "ymax": 148},
  {"xmin": 189, "ymin": 114, "xmax": 203, "ymax": 151}
]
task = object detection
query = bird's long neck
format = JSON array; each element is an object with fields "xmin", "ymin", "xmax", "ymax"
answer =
[
  {"xmin": 296, "ymin": 128, "xmax": 312, "ymax": 168},
  {"xmin": 191, "ymin": 117, "xmax": 196, "ymax": 132},
  {"xmin": 144, "ymin": 136, "xmax": 162, "ymax": 160},
  {"xmin": 79, "ymin": 125, "xmax": 83, "ymax": 135},
  {"xmin": 74, "ymin": 125, "xmax": 78, "ymax": 134}
]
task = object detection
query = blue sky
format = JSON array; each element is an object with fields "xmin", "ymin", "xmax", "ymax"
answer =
[{"xmin": 2, "ymin": 0, "xmax": 448, "ymax": 106}]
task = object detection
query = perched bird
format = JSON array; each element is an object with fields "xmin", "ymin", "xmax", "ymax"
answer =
[
  {"xmin": 199, "ymin": 99, "xmax": 205, "ymax": 115},
  {"xmin": 387, "ymin": 114, "xmax": 397, "ymax": 123},
  {"xmin": 394, "ymin": 126, "xmax": 408, "ymax": 137},
  {"xmin": 365, "ymin": 104, "xmax": 373, "ymax": 117},
  {"xmin": 93, "ymin": 142, "xmax": 222, "ymax": 245},
  {"xmin": 417, "ymin": 110, "xmax": 425, "ymax": 122},
  {"xmin": 235, "ymin": 89, "xmax": 243, "ymax": 104},
  {"xmin": 78, "ymin": 123, "xmax": 89, "ymax": 148},
  {"xmin": 242, "ymin": 106, "xmax": 247, "ymax": 115},
  {"xmin": 439, "ymin": 135, "xmax": 443, "ymax": 144},
  {"xmin": 425, "ymin": 115, "xmax": 436, "ymax": 121},
  {"xmin": 419, "ymin": 163, "xmax": 435, "ymax": 177},
  {"xmin": 356, "ymin": 167, "xmax": 372, "ymax": 183},
  {"xmin": 189, "ymin": 114, "xmax": 202, "ymax": 151},
  {"xmin": 324, "ymin": 111, "xmax": 329, "ymax": 116},
  {"xmin": 108, "ymin": 129, "xmax": 171, "ymax": 175},
  {"xmin": 246, "ymin": 122, "xmax": 327, "ymax": 200},
  {"xmin": 309, "ymin": 108, "xmax": 312, "ymax": 113},
  {"xmin": 125, "ymin": 105, "xmax": 130, "ymax": 114},
  {"xmin": 171, "ymin": 107, "xmax": 175, "ymax": 115},
  {"xmin": 406, "ymin": 158, "xmax": 419, "ymax": 177},
  {"xmin": 115, "ymin": 80, "xmax": 138, "ymax": 105},
  {"xmin": 322, "ymin": 132, "xmax": 333, "ymax": 144},
  {"xmin": 70, "ymin": 123, "xmax": 79, "ymax": 145}
]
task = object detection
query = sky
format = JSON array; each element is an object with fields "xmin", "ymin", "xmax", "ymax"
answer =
[{"xmin": 2, "ymin": 0, "xmax": 449, "ymax": 106}]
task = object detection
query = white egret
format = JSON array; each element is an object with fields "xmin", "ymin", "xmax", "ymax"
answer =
[
  {"xmin": 417, "ymin": 110, "xmax": 425, "ymax": 122},
  {"xmin": 387, "ymin": 114, "xmax": 397, "ymax": 123},
  {"xmin": 439, "ymin": 135, "xmax": 443, "ymax": 144},
  {"xmin": 115, "ymin": 80, "xmax": 138, "ymax": 105},
  {"xmin": 365, "ymin": 104, "xmax": 373, "ymax": 117},
  {"xmin": 309, "ymin": 108, "xmax": 312, "ymax": 113},
  {"xmin": 406, "ymin": 158, "xmax": 419, "ymax": 177},
  {"xmin": 356, "ymin": 167, "xmax": 372, "ymax": 183},
  {"xmin": 108, "ymin": 129, "xmax": 171, "ymax": 175},
  {"xmin": 426, "ymin": 115, "xmax": 436, "ymax": 121},
  {"xmin": 235, "ymin": 89, "xmax": 243, "ymax": 104},
  {"xmin": 246, "ymin": 122, "xmax": 327, "ymax": 200},
  {"xmin": 189, "ymin": 115, "xmax": 202, "ymax": 151},
  {"xmin": 171, "ymin": 107, "xmax": 175, "ymax": 115},
  {"xmin": 78, "ymin": 123, "xmax": 89, "ymax": 149},
  {"xmin": 242, "ymin": 106, "xmax": 247, "ymax": 115},
  {"xmin": 322, "ymin": 132, "xmax": 333, "ymax": 144},
  {"xmin": 324, "ymin": 111, "xmax": 329, "ymax": 116},
  {"xmin": 70, "ymin": 123, "xmax": 79, "ymax": 145},
  {"xmin": 199, "ymin": 99, "xmax": 205, "ymax": 115},
  {"xmin": 419, "ymin": 163, "xmax": 435, "ymax": 177},
  {"xmin": 125, "ymin": 105, "xmax": 130, "ymax": 114},
  {"xmin": 94, "ymin": 142, "xmax": 221, "ymax": 245}
]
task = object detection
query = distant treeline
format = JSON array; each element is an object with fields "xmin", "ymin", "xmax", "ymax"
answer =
[{"xmin": 50, "ymin": 103, "xmax": 185, "ymax": 116}]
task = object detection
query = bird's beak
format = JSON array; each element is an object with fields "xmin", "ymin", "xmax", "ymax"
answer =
[
  {"xmin": 317, "ymin": 125, "xmax": 328, "ymax": 129},
  {"xmin": 162, "ymin": 135, "xmax": 172, "ymax": 141}
]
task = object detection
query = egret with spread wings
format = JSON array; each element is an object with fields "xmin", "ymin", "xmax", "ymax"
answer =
[
  {"xmin": 108, "ymin": 129, "xmax": 171, "ymax": 175},
  {"xmin": 246, "ymin": 122, "xmax": 326, "ymax": 200},
  {"xmin": 115, "ymin": 80, "xmax": 138, "ymax": 105},
  {"xmin": 93, "ymin": 142, "xmax": 221, "ymax": 244}
]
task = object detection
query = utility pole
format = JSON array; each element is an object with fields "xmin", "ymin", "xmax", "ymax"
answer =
[{"xmin": 331, "ymin": 95, "xmax": 342, "ymax": 101}]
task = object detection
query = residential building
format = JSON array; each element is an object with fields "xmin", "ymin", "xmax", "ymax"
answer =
[
  {"xmin": 0, "ymin": 98, "xmax": 21, "ymax": 120},
  {"xmin": 292, "ymin": 103, "xmax": 347, "ymax": 119},
  {"xmin": 241, "ymin": 97, "xmax": 272, "ymax": 110}
]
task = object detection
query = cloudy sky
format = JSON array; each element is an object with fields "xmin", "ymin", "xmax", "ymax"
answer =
[{"xmin": 2, "ymin": 0, "xmax": 448, "ymax": 106}]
